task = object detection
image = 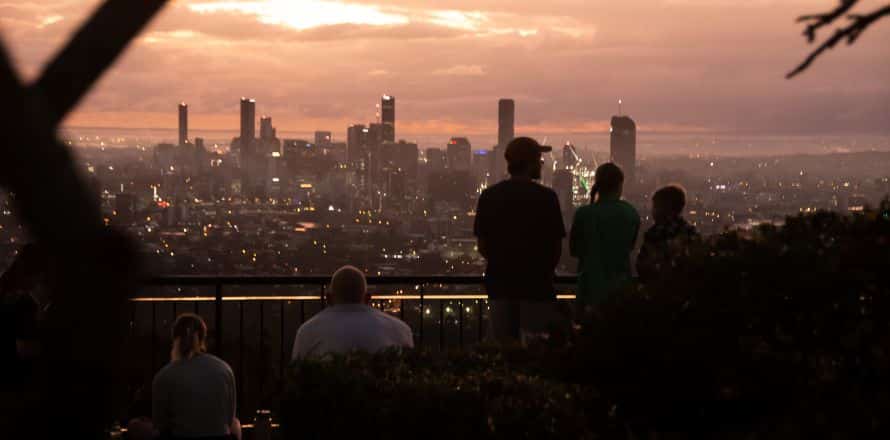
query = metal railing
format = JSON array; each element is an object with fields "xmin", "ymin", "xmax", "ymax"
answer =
[{"xmin": 128, "ymin": 275, "xmax": 578, "ymax": 422}]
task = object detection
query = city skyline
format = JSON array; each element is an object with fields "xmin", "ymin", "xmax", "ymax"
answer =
[{"xmin": 3, "ymin": 0, "xmax": 888, "ymax": 137}]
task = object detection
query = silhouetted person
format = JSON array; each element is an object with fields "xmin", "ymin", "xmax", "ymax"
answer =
[
  {"xmin": 570, "ymin": 163, "xmax": 640, "ymax": 311},
  {"xmin": 152, "ymin": 313, "xmax": 240, "ymax": 440},
  {"xmin": 291, "ymin": 265, "xmax": 413, "ymax": 360},
  {"xmin": 474, "ymin": 137, "xmax": 566, "ymax": 343},
  {"xmin": 637, "ymin": 185, "xmax": 699, "ymax": 282}
]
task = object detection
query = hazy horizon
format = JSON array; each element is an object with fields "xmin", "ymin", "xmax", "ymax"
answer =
[{"xmin": 3, "ymin": 0, "xmax": 889, "ymax": 142}]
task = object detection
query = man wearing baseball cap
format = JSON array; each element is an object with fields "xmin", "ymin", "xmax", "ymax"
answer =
[{"xmin": 473, "ymin": 137, "xmax": 567, "ymax": 343}]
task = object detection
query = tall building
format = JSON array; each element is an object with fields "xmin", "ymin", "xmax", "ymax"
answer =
[
  {"xmin": 381, "ymin": 95, "xmax": 395, "ymax": 142},
  {"xmin": 426, "ymin": 148, "xmax": 446, "ymax": 172},
  {"xmin": 471, "ymin": 149, "xmax": 492, "ymax": 187},
  {"xmin": 610, "ymin": 115, "xmax": 636, "ymax": 184},
  {"xmin": 553, "ymin": 169, "xmax": 574, "ymax": 224},
  {"xmin": 497, "ymin": 99, "xmax": 514, "ymax": 148},
  {"xmin": 447, "ymin": 137, "xmax": 472, "ymax": 172},
  {"xmin": 346, "ymin": 124, "xmax": 368, "ymax": 165},
  {"xmin": 239, "ymin": 98, "xmax": 257, "ymax": 198},
  {"xmin": 314, "ymin": 131, "xmax": 332, "ymax": 147},
  {"xmin": 178, "ymin": 102, "xmax": 188, "ymax": 146},
  {"xmin": 240, "ymin": 98, "xmax": 256, "ymax": 144},
  {"xmin": 260, "ymin": 116, "xmax": 275, "ymax": 140},
  {"xmin": 393, "ymin": 141, "xmax": 418, "ymax": 180},
  {"xmin": 258, "ymin": 116, "xmax": 281, "ymax": 157}
]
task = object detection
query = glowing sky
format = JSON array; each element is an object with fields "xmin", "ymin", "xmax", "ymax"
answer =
[{"xmin": 1, "ymin": 0, "xmax": 888, "ymax": 136}]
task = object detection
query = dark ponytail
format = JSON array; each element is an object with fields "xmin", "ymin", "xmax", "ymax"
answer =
[
  {"xmin": 589, "ymin": 183, "xmax": 600, "ymax": 204},
  {"xmin": 172, "ymin": 313, "xmax": 207, "ymax": 360},
  {"xmin": 591, "ymin": 163, "xmax": 624, "ymax": 203}
]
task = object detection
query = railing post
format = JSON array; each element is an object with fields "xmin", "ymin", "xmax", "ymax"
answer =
[
  {"xmin": 280, "ymin": 300, "xmax": 286, "ymax": 377},
  {"xmin": 259, "ymin": 300, "xmax": 265, "ymax": 397},
  {"xmin": 439, "ymin": 300, "xmax": 445, "ymax": 350},
  {"xmin": 215, "ymin": 283, "xmax": 223, "ymax": 356},
  {"xmin": 418, "ymin": 284, "xmax": 424, "ymax": 346},
  {"xmin": 478, "ymin": 299, "xmax": 484, "ymax": 343},
  {"xmin": 151, "ymin": 302, "xmax": 157, "ymax": 372},
  {"xmin": 458, "ymin": 299, "xmax": 464, "ymax": 348},
  {"xmin": 238, "ymin": 299, "xmax": 244, "ymax": 414}
]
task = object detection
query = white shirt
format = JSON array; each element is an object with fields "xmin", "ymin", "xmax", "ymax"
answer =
[{"xmin": 291, "ymin": 303, "xmax": 414, "ymax": 360}]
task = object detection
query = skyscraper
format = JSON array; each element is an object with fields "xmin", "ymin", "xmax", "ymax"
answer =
[
  {"xmin": 425, "ymin": 148, "xmax": 446, "ymax": 172},
  {"xmin": 447, "ymin": 137, "xmax": 472, "ymax": 172},
  {"xmin": 347, "ymin": 124, "xmax": 368, "ymax": 166},
  {"xmin": 314, "ymin": 131, "xmax": 332, "ymax": 147},
  {"xmin": 241, "ymin": 98, "xmax": 256, "ymax": 140},
  {"xmin": 240, "ymin": 98, "xmax": 257, "ymax": 198},
  {"xmin": 178, "ymin": 102, "xmax": 188, "ymax": 146},
  {"xmin": 260, "ymin": 116, "xmax": 275, "ymax": 140},
  {"xmin": 471, "ymin": 149, "xmax": 492, "ymax": 186},
  {"xmin": 497, "ymin": 99, "xmax": 514, "ymax": 148},
  {"xmin": 610, "ymin": 115, "xmax": 636, "ymax": 184},
  {"xmin": 381, "ymin": 94, "xmax": 395, "ymax": 142},
  {"xmin": 393, "ymin": 140, "xmax": 419, "ymax": 188},
  {"xmin": 493, "ymin": 99, "xmax": 514, "ymax": 182}
]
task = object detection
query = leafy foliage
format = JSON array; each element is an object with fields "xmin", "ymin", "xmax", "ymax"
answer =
[
  {"xmin": 282, "ymin": 202, "xmax": 890, "ymax": 438},
  {"xmin": 281, "ymin": 348, "xmax": 615, "ymax": 439}
]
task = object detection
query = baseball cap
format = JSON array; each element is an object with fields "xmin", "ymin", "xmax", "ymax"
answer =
[{"xmin": 504, "ymin": 137, "xmax": 552, "ymax": 163}]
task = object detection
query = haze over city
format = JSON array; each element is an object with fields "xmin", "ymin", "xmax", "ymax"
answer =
[{"xmin": 2, "ymin": 0, "xmax": 889, "ymax": 137}]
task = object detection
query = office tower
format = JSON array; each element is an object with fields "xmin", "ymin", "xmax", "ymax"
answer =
[
  {"xmin": 491, "ymin": 144, "xmax": 506, "ymax": 182},
  {"xmin": 447, "ymin": 137, "xmax": 472, "ymax": 172},
  {"xmin": 610, "ymin": 115, "xmax": 636, "ymax": 184},
  {"xmin": 259, "ymin": 116, "xmax": 280, "ymax": 156},
  {"xmin": 553, "ymin": 169, "xmax": 574, "ymax": 221},
  {"xmin": 471, "ymin": 150, "xmax": 492, "ymax": 187},
  {"xmin": 315, "ymin": 131, "xmax": 332, "ymax": 147},
  {"xmin": 394, "ymin": 140, "xmax": 419, "ymax": 183},
  {"xmin": 240, "ymin": 98, "xmax": 256, "ymax": 144},
  {"xmin": 347, "ymin": 124, "xmax": 368, "ymax": 165},
  {"xmin": 426, "ymin": 148, "xmax": 446, "ymax": 172},
  {"xmin": 381, "ymin": 95, "xmax": 395, "ymax": 142},
  {"xmin": 498, "ymin": 99, "xmax": 514, "ymax": 148},
  {"xmin": 178, "ymin": 102, "xmax": 188, "ymax": 146},
  {"xmin": 240, "ymin": 98, "xmax": 256, "ymax": 198},
  {"xmin": 260, "ymin": 116, "xmax": 275, "ymax": 140}
]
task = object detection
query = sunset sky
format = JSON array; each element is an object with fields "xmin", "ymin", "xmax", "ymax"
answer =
[{"xmin": 1, "ymin": 0, "xmax": 888, "ymax": 136}]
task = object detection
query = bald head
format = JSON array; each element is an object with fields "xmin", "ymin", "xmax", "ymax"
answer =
[{"xmin": 329, "ymin": 265, "xmax": 368, "ymax": 305}]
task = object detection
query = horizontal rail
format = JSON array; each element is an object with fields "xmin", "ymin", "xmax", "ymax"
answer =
[
  {"xmin": 143, "ymin": 275, "xmax": 579, "ymax": 286},
  {"xmin": 131, "ymin": 294, "xmax": 578, "ymax": 302}
]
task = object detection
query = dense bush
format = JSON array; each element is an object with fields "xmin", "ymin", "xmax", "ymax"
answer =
[
  {"xmin": 281, "ymin": 347, "xmax": 618, "ymax": 439},
  {"xmin": 578, "ymin": 201, "xmax": 890, "ymax": 437},
  {"xmin": 282, "ymin": 203, "xmax": 890, "ymax": 439}
]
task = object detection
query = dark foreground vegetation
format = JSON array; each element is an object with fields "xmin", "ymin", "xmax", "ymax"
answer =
[{"xmin": 283, "ymin": 201, "xmax": 890, "ymax": 439}]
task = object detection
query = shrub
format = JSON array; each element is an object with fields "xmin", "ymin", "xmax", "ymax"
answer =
[
  {"xmin": 281, "ymin": 347, "xmax": 617, "ymax": 439},
  {"xmin": 281, "ymin": 202, "xmax": 890, "ymax": 438},
  {"xmin": 577, "ymin": 202, "xmax": 890, "ymax": 437}
]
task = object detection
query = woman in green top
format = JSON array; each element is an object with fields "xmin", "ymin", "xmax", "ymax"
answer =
[{"xmin": 570, "ymin": 163, "xmax": 640, "ymax": 309}]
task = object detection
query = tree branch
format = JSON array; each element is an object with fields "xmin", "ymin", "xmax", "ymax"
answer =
[
  {"xmin": 797, "ymin": 0, "xmax": 859, "ymax": 43},
  {"xmin": 788, "ymin": 3, "xmax": 890, "ymax": 78}
]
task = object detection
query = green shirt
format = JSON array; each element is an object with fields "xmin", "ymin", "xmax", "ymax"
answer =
[{"xmin": 570, "ymin": 196, "xmax": 640, "ymax": 304}]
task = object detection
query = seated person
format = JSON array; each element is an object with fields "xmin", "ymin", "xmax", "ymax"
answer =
[
  {"xmin": 152, "ymin": 313, "xmax": 240, "ymax": 440},
  {"xmin": 636, "ymin": 185, "xmax": 700, "ymax": 282},
  {"xmin": 291, "ymin": 265, "xmax": 414, "ymax": 360}
]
